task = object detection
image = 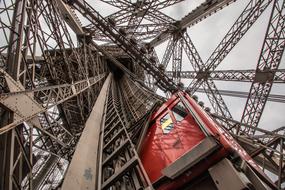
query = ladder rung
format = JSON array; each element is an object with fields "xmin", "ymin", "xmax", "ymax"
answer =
[
  {"xmin": 103, "ymin": 140, "xmax": 129, "ymax": 166},
  {"xmin": 103, "ymin": 128, "xmax": 125, "ymax": 149},
  {"xmin": 102, "ymin": 157, "xmax": 138, "ymax": 190}
]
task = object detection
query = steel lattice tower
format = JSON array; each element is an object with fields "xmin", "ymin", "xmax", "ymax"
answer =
[{"xmin": 0, "ymin": 0, "xmax": 284, "ymax": 189}]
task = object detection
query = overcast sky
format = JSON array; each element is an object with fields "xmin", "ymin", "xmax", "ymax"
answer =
[{"xmin": 83, "ymin": 0, "xmax": 285, "ymax": 131}]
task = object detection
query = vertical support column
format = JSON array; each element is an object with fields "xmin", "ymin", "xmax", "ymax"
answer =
[
  {"xmin": 6, "ymin": 0, "xmax": 27, "ymax": 82},
  {"xmin": 0, "ymin": 111, "xmax": 12, "ymax": 190},
  {"xmin": 1, "ymin": 1, "xmax": 28, "ymax": 186},
  {"xmin": 8, "ymin": 130, "xmax": 15, "ymax": 190},
  {"xmin": 277, "ymin": 138, "xmax": 283, "ymax": 189},
  {"xmin": 172, "ymin": 33, "xmax": 183, "ymax": 84},
  {"xmin": 241, "ymin": 0, "xmax": 285, "ymax": 133},
  {"xmin": 61, "ymin": 74, "xmax": 112, "ymax": 190}
]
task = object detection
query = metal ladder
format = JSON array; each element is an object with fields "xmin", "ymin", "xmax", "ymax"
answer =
[{"xmin": 97, "ymin": 80, "xmax": 152, "ymax": 190}]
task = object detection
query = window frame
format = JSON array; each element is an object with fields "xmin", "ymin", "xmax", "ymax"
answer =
[{"xmin": 157, "ymin": 97, "xmax": 189, "ymax": 131}]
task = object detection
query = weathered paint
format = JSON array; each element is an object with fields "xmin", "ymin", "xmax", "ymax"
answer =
[{"xmin": 62, "ymin": 74, "xmax": 111, "ymax": 190}]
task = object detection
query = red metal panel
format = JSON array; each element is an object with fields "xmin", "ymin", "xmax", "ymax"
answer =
[
  {"xmin": 182, "ymin": 91, "xmax": 264, "ymax": 174},
  {"xmin": 140, "ymin": 91, "xmax": 269, "ymax": 189},
  {"xmin": 140, "ymin": 94, "xmax": 205, "ymax": 183}
]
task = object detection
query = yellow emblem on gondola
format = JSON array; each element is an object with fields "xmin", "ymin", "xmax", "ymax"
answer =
[{"xmin": 160, "ymin": 113, "xmax": 174, "ymax": 134}]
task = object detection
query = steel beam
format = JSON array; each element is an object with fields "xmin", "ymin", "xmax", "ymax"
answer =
[
  {"xmin": 181, "ymin": 32, "xmax": 233, "ymax": 123},
  {"xmin": 0, "ymin": 68, "xmax": 106, "ymax": 134},
  {"xmin": 70, "ymin": 0, "xmax": 177, "ymax": 92},
  {"xmin": 194, "ymin": 88, "xmax": 285, "ymax": 103},
  {"xmin": 86, "ymin": 0, "xmax": 178, "ymax": 42},
  {"xmin": 6, "ymin": 0, "xmax": 27, "ymax": 81},
  {"xmin": 96, "ymin": 76, "xmax": 155, "ymax": 190},
  {"xmin": 56, "ymin": 0, "xmax": 84, "ymax": 35},
  {"xmin": 204, "ymin": 0, "xmax": 272, "ymax": 71},
  {"xmin": 148, "ymin": 0, "xmax": 236, "ymax": 47},
  {"xmin": 166, "ymin": 69, "xmax": 285, "ymax": 83},
  {"xmin": 241, "ymin": 0, "xmax": 285, "ymax": 131},
  {"xmin": 172, "ymin": 36, "xmax": 183, "ymax": 84},
  {"xmin": 202, "ymin": 80, "xmax": 233, "ymax": 122},
  {"xmin": 187, "ymin": 0, "xmax": 272, "ymax": 94},
  {"xmin": 99, "ymin": 0, "xmax": 129, "ymax": 9},
  {"xmin": 99, "ymin": 0, "xmax": 184, "ymax": 11},
  {"xmin": 210, "ymin": 114, "xmax": 285, "ymax": 185},
  {"xmin": 0, "ymin": 0, "xmax": 284, "ymax": 188},
  {"xmin": 62, "ymin": 74, "xmax": 111, "ymax": 190}
]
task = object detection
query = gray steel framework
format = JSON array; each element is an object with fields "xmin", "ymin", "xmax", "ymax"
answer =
[{"xmin": 0, "ymin": 0, "xmax": 284, "ymax": 189}]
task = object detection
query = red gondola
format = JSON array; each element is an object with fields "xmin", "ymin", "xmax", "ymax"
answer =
[{"xmin": 140, "ymin": 91, "xmax": 276, "ymax": 190}]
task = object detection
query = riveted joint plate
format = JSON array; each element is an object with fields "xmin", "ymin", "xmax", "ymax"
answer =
[
  {"xmin": 254, "ymin": 71, "xmax": 274, "ymax": 84},
  {"xmin": 195, "ymin": 71, "xmax": 209, "ymax": 80}
]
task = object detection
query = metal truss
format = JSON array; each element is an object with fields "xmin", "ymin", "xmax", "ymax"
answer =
[
  {"xmin": 204, "ymin": 0, "xmax": 272, "ymax": 71},
  {"xmin": 1, "ymin": 0, "xmax": 285, "ymax": 189},
  {"xmin": 148, "ymin": 0, "xmax": 237, "ymax": 47},
  {"xmin": 86, "ymin": 0, "xmax": 180, "ymax": 43},
  {"xmin": 180, "ymin": 32, "xmax": 233, "ymax": 123},
  {"xmin": 187, "ymin": 0, "xmax": 273, "ymax": 94},
  {"xmin": 172, "ymin": 35, "xmax": 184, "ymax": 84},
  {"xmin": 182, "ymin": 0, "xmax": 273, "ymax": 112},
  {"xmin": 0, "ymin": 0, "xmax": 108, "ymax": 189},
  {"xmin": 160, "ymin": 36, "xmax": 176, "ymax": 69},
  {"xmin": 99, "ymin": 0, "xmax": 184, "ymax": 11},
  {"xmin": 241, "ymin": 0, "xmax": 285, "ymax": 133},
  {"xmin": 166, "ymin": 69, "xmax": 285, "ymax": 83},
  {"xmin": 194, "ymin": 88, "xmax": 285, "ymax": 103},
  {"xmin": 202, "ymin": 80, "xmax": 233, "ymax": 125},
  {"xmin": 66, "ymin": 0, "xmax": 177, "ymax": 92},
  {"xmin": 211, "ymin": 113, "xmax": 285, "ymax": 189},
  {"xmin": 0, "ymin": 68, "xmax": 106, "ymax": 134}
]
